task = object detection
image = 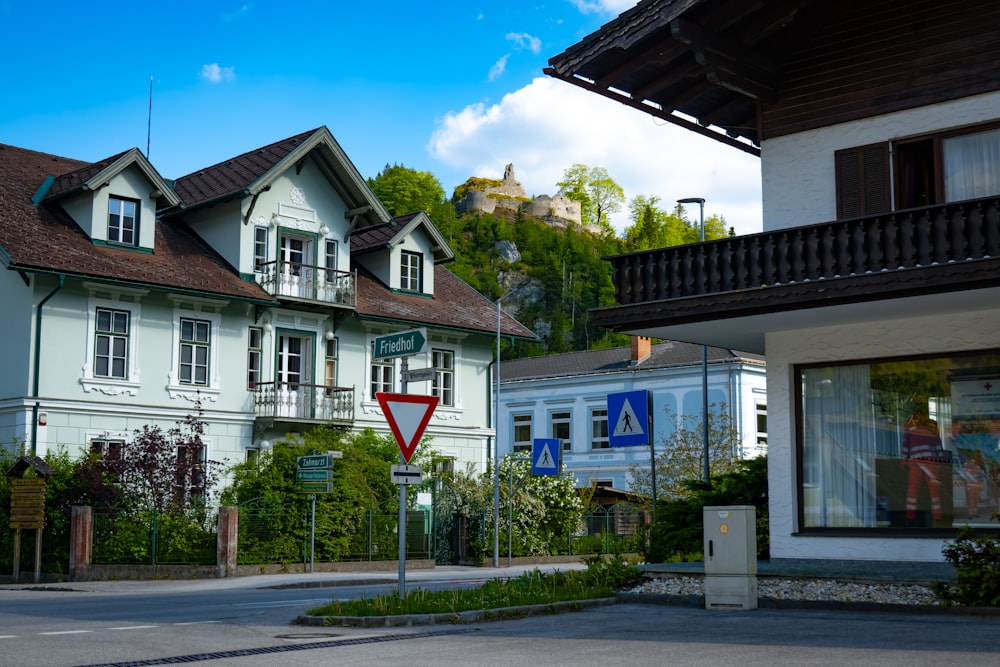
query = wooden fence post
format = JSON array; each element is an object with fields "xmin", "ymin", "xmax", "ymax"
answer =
[
  {"xmin": 217, "ymin": 506, "xmax": 238, "ymax": 577},
  {"xmin": 69, "ymin": 506, "xmax": 92, "ymax": 581}
]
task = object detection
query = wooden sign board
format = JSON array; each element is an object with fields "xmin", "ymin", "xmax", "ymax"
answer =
[{"xmin": 10, "ymin": 478, "xmax": 46, "ymax": 528}]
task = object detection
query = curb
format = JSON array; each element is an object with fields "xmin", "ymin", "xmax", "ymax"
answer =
[{"xmin": 296, "ymin": 597, "xmax": 618, "ymax": 627}]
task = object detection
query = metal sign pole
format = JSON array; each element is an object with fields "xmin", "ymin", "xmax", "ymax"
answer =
[
  {"xmin": 310, "ymin": 494, "xmax": 316, "ymax": 574},
  {"xmin": 398, "ymin": 356, "xmax": 409, "ymax": 600}
]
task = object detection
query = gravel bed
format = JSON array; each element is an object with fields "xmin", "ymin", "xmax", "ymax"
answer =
[{"xmin": 629, "ymin": 576, "xmax": 942, "ymax": 606}]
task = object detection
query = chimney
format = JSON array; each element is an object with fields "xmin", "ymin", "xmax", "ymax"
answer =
[{"xmin": 630, "ymin": 336, "xmax": 651, "ymax": 365}]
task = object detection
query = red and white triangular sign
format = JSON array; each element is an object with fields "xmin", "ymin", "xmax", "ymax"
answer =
[{"xmin": 376, "ymin": 393, "xmax": 438, "ymax": 464}]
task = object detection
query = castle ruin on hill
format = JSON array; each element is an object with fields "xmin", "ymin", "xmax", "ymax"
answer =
[{"xmin": 455, "ymin": 164, "xmax": 598, "ymax": 231}]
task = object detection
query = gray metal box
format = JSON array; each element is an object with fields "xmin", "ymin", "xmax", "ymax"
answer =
[{"xmin": 703, "ymin": 505, "xmax": 757, "ymax": 576}]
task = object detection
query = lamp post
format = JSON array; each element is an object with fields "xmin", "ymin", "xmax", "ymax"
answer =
[
  {"xmin": 493, "ymin": 282, "xmax": 531, "ymax": 567},
  {"xmin": 677, "ymin": 197, "xmax": 710, "ymax": 483}
]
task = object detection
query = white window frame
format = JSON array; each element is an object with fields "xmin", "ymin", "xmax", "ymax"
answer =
[
  {"xmin": 247, "ymin": 327, "xmax": 262, "ymax": 389},
  {"xmin": 551, "ymin": 410, "xmax": 572, "ymax": 452},
  {"xmin": 400, "ymin": 250, "xmax": 422, "ymax": 291},
  {"xmin": 513, "ymin": 413, "xmax": 533, "ymax": 453},
  {"xmin": 369, "ymin": 340, "xmax": 394, "ymax": 399},
  {"xmin": 167, "ymin": 300, "xmax": 223, "ymax": 402},
  {"xmin": 178, "ymin": 317, "xmax": 211, "ymax": 386},
  {"xmin": 431, "ymin": 348, "xmax": 455, "ymax": 407},
  {"xmin": 325, "ymin": 337, "xmax": 338, "ymax": 392},
  {"xmin": 81, "ymin": 294, "xmax": 143, "ymax": 396},
  {"xmin": 108, "ymin": 196, "xmax": 138, "ymax": 246},
  {"xmin": 756, "ymin": 401, "xmax": 768, "ymax": 452},
  {"xmin": 253, "ymin": 226, "xmax": 269, "ymax": 272},
  {"xmin": 324, "ymin": 239, "xmax": 338, "ymax": 283},
  {"xmin": 590, "ymin": 408, "xmax": 609, "ymax": 449}
]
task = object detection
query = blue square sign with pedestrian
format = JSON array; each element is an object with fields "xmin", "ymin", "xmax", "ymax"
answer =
[
  {"xmin": 532, "ymin": 438, "xmax": 561, "ymax": 475},
  {"xmin": 607, "ymin": 390, "xmax": 650, "ymax": 447}
]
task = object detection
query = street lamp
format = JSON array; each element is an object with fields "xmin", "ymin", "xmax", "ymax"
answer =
[
  {"xmin": 493, "ymin": 286, "xmax": 524, "ymax": 567},
  {"xmin": 677, "ymin": 197, "xmax": 710, "ymax": 483}
]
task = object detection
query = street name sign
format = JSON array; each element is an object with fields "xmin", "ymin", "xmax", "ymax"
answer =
[
  {"xmin": 373, "ymin": 328, "xmax": 428, "ymax": 360},
  {"xmin": 299, "ymin": 481, "xmax": 333, "ymax": 494},
  {"xmin": 296, "ymin": 469, "xmax": 332, "ymax": 482},
  {"xmin": 297, "ymin": 454, "xmax": 335, "ymax": 469},
  {"xmin": 391, "ymin": 464, "xmax": 424, "ymax": 485},
  {"xmin": 608, "ymin": 390, "xmax": 650, "ymax": 447},
  {"xmin": 376, "ymin": 392, "xmax": 439, "ymax": 463},
  {"xmin": 402, "ymin": 367, "xmax": 436, "ymax": 383}
]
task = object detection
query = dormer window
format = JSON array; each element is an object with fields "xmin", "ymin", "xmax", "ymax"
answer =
[
  {"xmin": 401, "ymin": 250, "xmax": 422, "ymax": 292},
  {"xmin": 108, "ymin": 196, "xmax": 138, "ymax": 246}
]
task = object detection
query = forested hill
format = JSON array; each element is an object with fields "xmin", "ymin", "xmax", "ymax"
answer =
[
  {"xmin": 438, "ymin": 207, "xmax": 630, "ymax": 359},
  {"xmin": 367, "ymin": 163, "xmax": 729, "ymax": 360}
]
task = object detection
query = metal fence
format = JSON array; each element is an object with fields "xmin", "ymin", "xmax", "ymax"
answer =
[
  {"xmin": 237, "ymin": 509, "xmax": 431, "ymax": 565},
  {"xmin": 570, "ymin": 505, "xmax": 648, "ymax": 556},
  {"xmin": 91, "ymin": 509, "xmax": 216, "ymax": 566}
]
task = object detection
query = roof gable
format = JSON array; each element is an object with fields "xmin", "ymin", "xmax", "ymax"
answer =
[
  {"xmin": 351, "ymin": 211, "xmax": 454, "ymax": 262},
  {"xmin": 44, "ymin": 147, "xmax": 180, "ymax": 207},
  {"xmin": 170, "ymin": 127, "xmax": 389, "ymax": 229}
]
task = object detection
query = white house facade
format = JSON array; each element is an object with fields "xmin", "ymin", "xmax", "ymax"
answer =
[
  {"xmin": 498, "ymin": 337, "xmax": 767, "ymax": 490},
  {"xmin": 0, "ymin": 128, "xmax": 533, "ymax": 484}
]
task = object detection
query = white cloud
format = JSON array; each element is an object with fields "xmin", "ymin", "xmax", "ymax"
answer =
[
  {"xmin": 200, "ymin": 63, "xmax": 235, "ymax": 84},
  {"xmin": 427, "ymin": 77, "xmax": 763, "ymax": 237},
  {"xmin": 506, "ymin": 32, "xmax": 542, "ymax": 54},
  {"xmin": 488, "ymin": 54, "xmax": 509, "ymax": 82},
  {"xmin": 569, "ymin": 0, "xmax": 639, "ymax": 16}
]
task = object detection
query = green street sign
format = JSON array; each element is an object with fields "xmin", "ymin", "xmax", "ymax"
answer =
[
  {"xmin": 373, "ymin": 328, "xmax": 428, "ymax": 360},
  {"xmin": 297, "ymin": 454, "xmax": 333, "ymax": 470},
  {"xmin": 298, "ymin": 481, "xmax": 333, "ymax": 494},
  {"xmin": 297, "ymin": 469, "xmax": 332, "ymax": 482}
]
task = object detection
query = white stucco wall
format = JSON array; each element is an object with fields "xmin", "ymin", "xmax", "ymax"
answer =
[
  {"xmin": 767, "ymin": 306, "xmax": 1000, "ymax": 562},
  {"xmin": 760, "ymin": 90, "xmax": 1000, "ymax": 231}
]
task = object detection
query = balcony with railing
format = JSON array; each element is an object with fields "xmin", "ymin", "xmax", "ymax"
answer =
[
  {"xmin": 606, "ymin": 196, "xmax": 1000, "ymax": 306},
  {"xmin": 253, "ymin": 382, "xmax": 355, "ymax": 424},
  {"xmin": 257, "ymin": 261, "xmax": 356, "ymax": 308}
]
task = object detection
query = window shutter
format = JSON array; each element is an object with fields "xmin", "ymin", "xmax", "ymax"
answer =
[{"xmin": 835, "ymin": 143, "xmax": 889, "ymax": 218}]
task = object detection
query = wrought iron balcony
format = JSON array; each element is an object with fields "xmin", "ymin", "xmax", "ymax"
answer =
[
  {"xmin": 256, "ymin": 261, "xmax": 356, "ymax": 308},
  {"xmin": 253, "ymin": 382, "xmax": 355, "ymax": 424},
  {"xmin": 607, "ymin": 196, "xmax": 1000, "ymax": 305}
]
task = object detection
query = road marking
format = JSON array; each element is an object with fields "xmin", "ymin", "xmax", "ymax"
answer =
[
  {"xmin": 0, "ymin": 635, "xmax": 18, "ymax": 639},
  {"xmin": 109, "ymin": 625, "xmax": 160, "ymax": 630},
  {"xmin": 173, "ymin": 620, "xmax": 222, "ymax": 626},
  {"xmin": 232, "ymin": 599, "xmax": 329, "ymax": 608},
  {"xmin": 38, "ymin": 630, "xmax": 92, "ymax": 635}
]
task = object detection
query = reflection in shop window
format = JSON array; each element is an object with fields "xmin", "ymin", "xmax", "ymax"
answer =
[{"xmin": 798, "ymin": 350, "xmax": 1000, "ymax": 532}]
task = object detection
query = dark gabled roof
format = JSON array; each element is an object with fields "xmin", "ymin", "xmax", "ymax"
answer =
[
  {"xmin": 168, "ymin": 127, "xmax": 389, "ymax": 229},
  {"xmin": 351, "ymin": 212, "xmax": 454, "ymax": 262},
  {"xmin": 501, "ymin": 340, "xmax": 762, "ymax": 381},
  {"xmin": 45, "ymin": 148, "xmax": 131, "ymax": 199},
  {"xmin": 355, "ymin": 265, "xmax": 535, "ymax": 339},
  {"xmin": 171, "ymin": 129, "xmax": 317, "ymax": 207},
  {"xmin": 0, "ymin": 143, "xmax": 273, "ymax": 303}
]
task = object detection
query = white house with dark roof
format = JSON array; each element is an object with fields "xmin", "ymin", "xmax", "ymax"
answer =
[
  {"xmin": 0, "ymin": 127, "xmax": 533, "ymax": 482},
  {"xmin": 498, "ymin": 336, "xmax": 766, "ymax": 491}
]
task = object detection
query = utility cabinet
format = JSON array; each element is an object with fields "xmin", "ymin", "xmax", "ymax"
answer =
[{"xmin": 703, "ymin": 505, "xmax": 758, "ymax": 610}]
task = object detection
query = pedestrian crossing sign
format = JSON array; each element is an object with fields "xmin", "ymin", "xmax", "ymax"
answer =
[
  {"xmin": 532, "ymin": 438, "xmax": 561, "ymax": 475},
  {"xmin": 608, "ymin": 390, "xmax": 650, "ymax": 447}
]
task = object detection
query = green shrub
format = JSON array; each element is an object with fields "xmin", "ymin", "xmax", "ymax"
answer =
[
  {"xmin": 644, "ymin": 456, "xmax": 768, "ymax": 563},
  {"xmin": 934, "ymin": 525, "xmax": 1000, "ymax": 607}
]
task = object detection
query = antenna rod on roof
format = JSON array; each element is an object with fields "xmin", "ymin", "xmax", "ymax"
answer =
[{"xmin": 146, "ymin": 76, "xmax": 153, "ymax": 159}]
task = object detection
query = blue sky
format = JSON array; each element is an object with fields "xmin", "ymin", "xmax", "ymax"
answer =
[{"xmin": 0, "ymin": 1, "xmax": 761, "ymax": 235}]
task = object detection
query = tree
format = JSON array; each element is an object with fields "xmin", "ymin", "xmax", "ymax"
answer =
[
  {"xmin": 368, "ymin": 164, "xmax": 447, "ymax": 217},
  {"xmin": 629, "ymin": 403, "xmax": 743, "ymax": 503},
  {"xmin": 556, "ymin": 164, "xmax": 624, "ymax": 229},
  {"xmin": 623, "ymin": 195, "xmax": 692, "ymax": 251},
  {"xmin": 100, "ymin": 404, "xmax": 220, "ymax": 515}
]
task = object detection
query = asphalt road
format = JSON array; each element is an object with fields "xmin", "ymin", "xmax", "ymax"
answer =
[{"xmin": 2, "ymin": 567, "xmax": 998, "ymax": 667}]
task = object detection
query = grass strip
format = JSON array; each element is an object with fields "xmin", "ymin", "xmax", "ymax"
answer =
[{"xmin": 307, "ymin": 557, "xmax": 641, "ymax": 617}]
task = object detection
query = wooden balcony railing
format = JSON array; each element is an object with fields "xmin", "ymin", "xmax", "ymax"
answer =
[
  {"xmin": 609, "ymin": 197, "xmax": 1000, "ymax": 305},
  {"xmin": 257, "ymin": 261, "xmax": 356, "ymax": 307},
  {"xmin": 253, "ymin": 382, "xmax": 354, "ymax": 423}
]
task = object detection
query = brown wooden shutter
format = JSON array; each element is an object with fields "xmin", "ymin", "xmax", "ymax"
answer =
[{"xmin": 835, "ymin": 143, "xmax": 890, "ymax": 219}]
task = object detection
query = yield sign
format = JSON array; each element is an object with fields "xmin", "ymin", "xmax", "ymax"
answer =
[{"xmin": 376, "ymin": 392, "xmax": 438, "ymax": 463}]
